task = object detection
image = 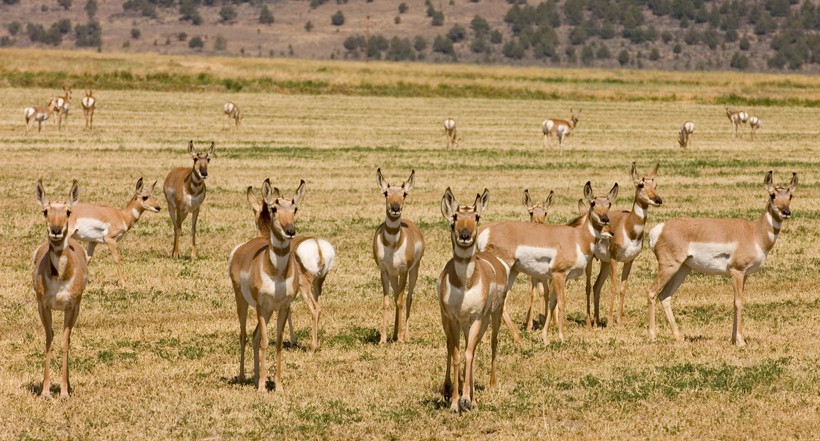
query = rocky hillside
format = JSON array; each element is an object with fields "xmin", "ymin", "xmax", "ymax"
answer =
[{"xmin": 0, "ymin": 0, "xmax": 817, "ymax": 73}]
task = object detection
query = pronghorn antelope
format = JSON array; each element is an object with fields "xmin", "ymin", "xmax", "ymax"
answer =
[
  {"xmin": 71, "ymin": 177, "xmax": 161, "ymax": 286},
  {"xmin": 541, "ymin": 109, "xmax": 580, "ymax": 154},
  {"xmin": 444, "ymin": 118, "xmax": 459, "ymax": 149},
  {"xmin": 646, "ymin": 171, "xmax": 797, "ymax": 347},
  {"xmin": 223, "ymin": 102, "xmax": 242, "ymax": 129},
  {"xmin": 725, "ymin": 107, "xmax": 749, "ymax": 137},
  {"xmin": 586, "ymin": 163, "xmax": 662, "ymax": 327},
  {"xmin": 522, "ymin": 189, "xmax": 554, "ymax": 332},
  {"xmin": 478, "ymin": 181, "xmax": 617, "ymax": 343},
  {"xmin": 24, "ymin": 97, "xmax": 57, "ymax": 135},
  {"xmin": 229, "ymin": 179, "xmax": 306, "ymax": 392},
  {"xmin": 749, "ymin": 116, "xmax": 762, "ymax": 140},
  {"xmin": 164, "ymin": 141, "xmax": 214, "ymax": 259},
  {"xmin": 373, "ymin": 168, "xmax": 425, "ymax": 343},
  {"xmin": 439, "ymin": 187, "xmax": 511, "ymax": 412},
  {"xmin": 81, "ymin": 90, "xmax": 96, "ymax": 130},
  {"xmin": 246, "ymin": 187, "xmax": 336, "ymax": 352},
  {"xmin": 678, "ymin": 122, "xmax": 695, "ymax": 148},
  {"xmin": 32, "ymin": 180, "xmax": 88, "ymax": 398},
  {"xmin": 55, "ymin": 86, "xmax": 72, "ymax": 131}
]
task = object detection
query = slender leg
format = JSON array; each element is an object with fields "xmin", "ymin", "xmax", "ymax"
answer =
[
  {"xmin": 584, "ymin": 260, "xmax": 593, "ymax": 327},
  {"xmin": 657, "ymin": 267, "xmax": 690, "ymax": 341},
  {"xmin": 543, "ymin": 284, "xmax": 557, "ymax": 343},
  {"xmin": 404, "ymin": 265, "xmax": 419, "ymax": 341},
  {"xmin": 526, "ymin": 276, "xmax": 538, "ymax": 332},
  {"xmin": 170, "ymin": 206, "xmax": 181, "ymax": 258},
  {"xmin": 255, "ymin": 309, "xmax": 270, "ymax": 392},
  {"xmin": 309, "ymin": 277, "xmax": 324, "ymax": 351},
  {"xmin": 447, "ymin": 324, "xmax": 461, "ymax": 413},
  {"xmin": 618, "ymin": 261, "xmax": 634, "ymax": 324},
  {"xmin": 234, "ymin": 287, "xmax": 248, "ymax": 382},
  {"xmin": 461, "ymin": 321, "xmax": 484, "ymax": 411},
  {"xmin": 606, "ymin": 259, "xmax": 618, "ymax": 326},
  {"xmin": 501, "ymin": 293, "xmax": 522, "ymax": 345},
  {"xmin": 190, "ymin": 206, "xmax": 200, "ymax": 259},
  {"xmin": 85, "ymin": 242, "xmax": 97, "ymax": 262},
  {"xmin": 104, "ymin": 238, "xmax": 126, "ymax": 286},
  {"xmin": 594, "ymin": 260, "xmax": 610, "ymax": 327},
  {"xmin": 379, "ymin": 271, "xmax": 391, "ymax": 344},
  {"xmin": 273, "ymin": 306, "xmax": 290, "ymax": 393},
  {"xmin": 490, "ymin": 308, "xmax": 502, "ymax": 389},
  {"xmin": 647, "ymin": 264, "xmax": 684, "ymax": 340},
  {"xmin": 38, "ymin": 304, "xmax": 53, "ymax": 398},
  {"xmin": 60, "ymin": 306, "xmax": 80, "ymax": 399},
  {"xmin": 393, "ymin": 272, "xmax": 408, "ymax": 342},
  {"xmin": 730, "ymin": 269, "xmax": 747, "ymax": 347},
  {"xmin": 552, "ymin": 273, "xmax": 567, "ymax": 342}
]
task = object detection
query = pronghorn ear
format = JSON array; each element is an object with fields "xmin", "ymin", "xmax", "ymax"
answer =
[
  {"xmin": 577, "ymin": 199, "xmax": 586, "ymax": 215},
  {"xmin": 246, "ymin": 186, "xmax": 262, "ymax": 213},
  {"xmin": 377, "ymin": 168, "xmax": 389, "ymax": 192},
  {"xmin": 630, "ymin": 162, "xmax": 640, "ymax": 185},
  {"xmin": 607, "ymin": 183, "xmax": 619, "ymax": 202},
  {"xmin": 262, "ymin": 179, "xmax": 278, "ymax": 205},
  {"xmin": 207, "ymin": 142, "xmax": 215, "ymax": 156},
  {"xmin": 441, "ymin": 187, "xmax": 456, "ymax": 221},
  {"xmin": 649, "ymin": 163, "xmax": 659, "ymax": 179},
  {"xmin": 764, "ymin": 171, "xmax": 775, "ymax": 194},
  {"xmin": 788, "ymin": 173, "xmax": 798, "ymax": 193},
  {"xmin": 151, "ymin": 180, "xmax": 158, "ymax": 192},
  {"xmin": 135, "ymin": 177, "xmax": 144, "ymax": 193},
  {"xmin": 545, "ymin": 190, "xmax": 555, "ymax": 209},
  {"xmin": 583, "ymin": 181, "xmax": 594, "ymax": 202},
  {"xmin": 68, "ymin": 180, "xmax": 80, "ymax": 208},
  {"xmin": 403, "ymin": 169, "xmax": 415, "ymax": 192},
  {"xmin": 475, "ymin": 188, "xmax": 490, "ymax": 216},
  {"xmin": 187, "ymin": 140, "xmax": 196, "ymax": 158},
  {"xmin": 35, "ymin": 179, "xmax": 48, "ymax": 208},
  {"xmin": 523, "ymin": 189, "xmax": 533, "ymax": 211},
  {"xmin": 292, "ymin": 179, "xmax": 306, "ymax": 207}
]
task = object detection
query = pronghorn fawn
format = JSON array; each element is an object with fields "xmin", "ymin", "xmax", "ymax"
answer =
[
  {"xmin": 32, "ymin": 180, "xmax": 88, "ymax": 399},
  {"xmin": 439, "ymin": 187, "xmax": 511, "ymax": 412},
  {"xmin": 522, "ymin": 189, "xmax": 554, "ymax": 332},
  {"xmin": 678, "ymin": 122, "xmax": 695, "ymax": 148},
  {"xmin": 164, "ymin": 141, "xmax": 214, "ymax": 259},
  {"xmin": 444, "ymin": 118, "xmax": 459, "ymax": 149},
  {"xmin": 478, "ymin": 181, "xmax": 617, "ymax": 343},
  {"xmin": 55, "ymin": 86, "xmax": 72, "ymax": 131},
  {"xmin": 24, "ymin": 97, "xmax": 57, "ymax": 135},
  {"xmin": 81, "ymin": 90, "xmax": 96, "ymax": 130},
  {"xmin": 229, "ymin": 180, "xmax": 306, "ymax": 392},
  {"xmin": 246, "ymin": 186, "xmax": 336, "ymax": 352},
  {"xmin": 373, "ymin": 168, "xmax": 424, "ymax": 343},
  {"xmin": 725, "ymin": 107, "xmax": 749, "ymax": 138},
  {"xmin": 542, "ymin": 109, "xmax": 580, "ymax": 154},
  {"xmin": 749, "ymin": 116, "xmax": 762, "ymax": 140},
  {"xmin": 646, "ymin": 171, "xmax": 797, "ymax": 347},
  {"xmin": 586, "ymin": 163, "xmax": 662, "ymax": 327},
  {"xmin": 224, "ymin": 102, "xmax": 242, "ymax": 129},
  {"xmin": 71, "ymin": 177, "xmax": 161, "ymax": 286}
]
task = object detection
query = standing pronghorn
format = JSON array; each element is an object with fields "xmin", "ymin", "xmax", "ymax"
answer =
[
  {"xmin": 164, "ymin": 141, "xmax": 215, "ymax": 259},
  {"xmin": 32, "ymin": 180, "xmax": 88, "ymax": 399},
  {"xmin": 444, "ymin": 118, "xmax": 459, "ymax": 149},
  {"xmin": 55, "ymin": 86, "xmax": 72, "ymax": 131},
  {"xmin": 24, "ymin": 97, "xmax": 57, "ymax": 135},
  {"xmin": 229, "ymin": 179, "xmax": 306, "ymax": 392},
  {"xmin": 81, "ymin": 90, "xmax": 96, "ymax": 130},
  {"xmin": 646, "ymin": 171, "xmax": 797, "ymax": 347},
  {"xmin": 246, "ymin": 186, "xmax": 336, "ymax": 352},
  {"xmin": 725, "ymin": 106, "xmax": 749, "ymax": 137},
  {"xmin": 71, "ymin": 178, "xmax": 162, "ymax": 286},
  {"xmin": 678, "ymin": 122, "xmax": 695, "ymax": 148},
  {"xmin": 586, "ymin": 163, "xmax": 662, "ymax": 327},
  {"xmin": 373, "ymin": 168, "xmax": 424, "ymax": 343},
  {"xmin": 749, "ymin": 116, "xmax": 762, "ymax": 140},
  {"xmin": 439, "ymin": 187, "xmax": 511, "ymax": 413},
  {"xmin": 542, "ymin": 109, "xmax": 580, "ymax": 154},
  {"xmin": 478, "ymin": 181, "xmax": 617, "ymax": 343},
  {"xmin": 521, "ymin": 189, "xmax": 554, "ymax": 332},
  {"xmin": 223, "ymin": 102, "xmax": 242, "ymax": 129}
]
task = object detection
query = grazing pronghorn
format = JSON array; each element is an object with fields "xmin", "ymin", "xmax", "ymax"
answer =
[
  {"xmin": 678, "ymin": 122, "xmax": 695, "ymax": 148},
  {"xmin": 246, "ymin": 186, "xmax": 336, "ymax": 352},
  {"xmin": 71, "ymin": 177, "xmax": 161, "ymax": 286},
  {"xmin": 521, "ymin": 189, "xmax": 554, "ymax": 332},
  {"xmin": 55, "ymin": 86, "xmax": 72, "ymax": 131},
  {"xmin": 373, "ymin": 168, "xmax": 425, "ymax": 343},
  {"xmin": 444, "ymin": 118, "xmax": 459, "ymax": 149},
  {"xmin": 542, "ymin": 109, "xmax": 580, "ymax": 154},
  {"xmin": 229, "ymin": 179, "xmax": 306, "ymax": 392},
  {"xmin": 478, "ymin": 181, "xmax": 617, "ymax": 343},
  {"xmin": 223, "ymin": 102, "xmax": 242, "ymax": 129},
  {"xmin": 585, "ymin": 163, "xmax": 662, "ymax": 327},
  {"xmin": 725, "ymin": 107, "xmax": 749, "ymax": 137},
  {"xmin": 81, "ymin": 90, "xmax": 96, "ymax": 130},
  {"xmin": 646, "ymin": 171, "xmax": 797, "ymax": 347},
  {"xmin": 164, "ymin": 141, "xmax": 214, "ymax": 259},
  {"xmin": 749, "ymin": 116, "xmax": 762, "ymax": 140},
  {"xmin": 439, "ymin": 187, "xmax": 511, "ymax": 412},
  {"xmin": 24, "ymin": 97, "xmax": 57, "ymax": 135},
  {"xmin": 32, "ymin": 180, "xmax": 88, "ymax": 399}
]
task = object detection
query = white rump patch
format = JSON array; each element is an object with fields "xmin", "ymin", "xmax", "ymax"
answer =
[{"xmin": 297, "ymin": 239, "xmax": 336, "ymax": 277}]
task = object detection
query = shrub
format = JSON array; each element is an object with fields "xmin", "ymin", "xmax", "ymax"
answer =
[
  {"xmin": 649, "ymin": 47, "xmax": 661, "ymax": 60},
  {"xmin": 386, "ymin": 37, "xmax": 415, "ymax": 61},
  {"xmin": 177, "ymin": 32, "xmax": 187, "ymax": 41},
  {"xmin": 470, "ymin": 36, "xmax": 490, "ymax": 53},
  {"xmin": 58, "ymin": 0, "xmax": 72, "ymax": 10},
  {"xmin": 74, "ymin": 21, "xmax": 101, "ymax": 47},
  {"xmin": 618, "ymin": 49, "xmax": 630, "ymax": 66},
  {"xmin": 661, "ymin": 30, "xmax": 674, "ymax": 43},
  {"xmin": 344, "ymin": 35, "xmax": 365, "ymax": 51},
  {"xmin": 502, "ymin": 40, "xmax": 525, "ymax": 59},
  {"xmin": 673, "ymin": 43, "xmax": 682, "ymax": 53},
  {"xmin": 131, "ymin": 27, "xmax": 140, "ymax": 39},
  {"xmin": 447, "ymin": 24, "xmax": 466, "ymax": 42},
  {"xmin": 214, "ymin": 34, "xmax": 227, "ymax": 51},
  {"xmin": 331, "ymin": 10, "xmax": 345, "ymax": 26},
  {"xmin": 8, "ymin": 21, "xmax": 21, "ymax": 35},
  {"xmin": 471, "ymin": 15, "xmax": 490, "ymax": 35},
  {"xmin": 490, "ymin": 29, "xmax": 503, "ymax": 44},
  {"xmin": 259, "ymin": 5, "xmax": 274, "ymax": 24},
  {"xmin": 57, "ymin": 19, "xmax": 72, "ymax": 34},
  {"xmin": 305, "ymin": 21, "xmax": 314, "ymax": 32},
  {"xmin": 188, "ymin": 36, "xmax": 204, "ymax": 49},
  {"xmin": 85, "ymin": 0, "xmax": 97, "ymax": 19},
  {"xmin": 730, "ymin": 52, "xmax": 750, "ymax": 69},
  {"xmin": 433, "ymin": 35, "xmax": 455, "ymax": 54},
  {"xmin": 399, "ymin": 3, "xmax": 408, "ymax": 14},
  {"xmin": 596, "ymin": 44, "xmax": 611, "ymax": 59},
  {"xmin": 432, "ymin": 11, "xmax": 444, "ymax": 26},
  {"xmin": 739, "ymin": 37, "xmax": 750, "ymax": 51},
  {"xmin": 219, "ymin": 5, "xmax": 237, "ymax": 22},
  {"xmin": 414, "ymin": 35, "xmax": 427, "ymax": 51},
  {"xmin": 581, "ymin": 45, "xmax": 594, "ymax": 64}
]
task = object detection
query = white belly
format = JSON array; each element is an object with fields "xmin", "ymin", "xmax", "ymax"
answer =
[
  {"xmin": 376, "ymin": 238, "xmax": 411, "ymax": 276},
  {"xmin": 74, "ymin": 217, "xmax": 110, "ymax": 243},
  {"xmin": 43, "ymin": 276, "xmax": 78, "ymax": 310},
  {"xmin": 685, "ymin": 242, "xmax": 737, "ymax": 276},
  {"xmin": 513, "ymin": 245, "xmax": 556, "ymax": 278}
]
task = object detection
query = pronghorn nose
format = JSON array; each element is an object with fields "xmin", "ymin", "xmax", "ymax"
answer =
[
  {"xmin": 50, "ymin": 226, "xmax": 62, "ymax": 236},
  {"xmin": 601, "ymin": 215, "xmax": 610, "ymax": 224},
  {"xmin": 200, "ymin": 170, "xmax": 208, "ymax": 178},
  {"xmin": 655, "ymin": 196, "xmax": 663, "ymax": 205},
  {"xmin": 390, "ymin": 203, "xmax": 401, "ymax": 213},
  {"xmin": 459, "ymin": 230, "xmax": 471, "ymax": 241},
  {"xmin": 782, "ymin": 209, "xmax": 791, "ymax": 217},
  {"xmin": 284, "ymin": 225, "xmax": 296, "ymax": 237}
]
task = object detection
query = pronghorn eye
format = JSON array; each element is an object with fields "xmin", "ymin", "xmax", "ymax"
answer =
[
  {"xmin": 142, "ymin": 196, "xmax": 148, "ymax": 201},
  {"xmin": 590, "ymin": 201, "xmax": 596, "ymax": 207},
  {"xmin": 770, "ymin": 193, "xmax": 775, "ymax": 200},
  {"xmin": 43, "ymin": 210, "xmax": 48, "ymax": 217},
  {"xmin": 475, "ymin": 215, "xmax": 480, "ymax": 222},
  {"xmin": 270, "ymin": 206, "xmax": 277, "ymax": 214},
  {"xmin": 638, "ymin": 183, "xmax": 644, "ymax": 189},
  {"xmin": 294, "ymin": 207, "xmax": 298, "ymax": 214},
  {"xmin": 66, "ymin": 209, "xmax": 71, "ymax": 217},
  {"xmin": 206, "ymin": 158, "xmax": 210, "ymax": 162},
  {"xmin": 403, "ymin": 192, "xmax": 407, "ymax": 198},
  {"xmin": 383, "ymin": 191, "xmax": 388, "ymax": 197}
]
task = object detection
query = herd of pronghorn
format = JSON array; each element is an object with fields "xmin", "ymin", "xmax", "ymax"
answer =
[{"xmin": 28, "ymin": 90, "xmax": 789, "ymax": 413}]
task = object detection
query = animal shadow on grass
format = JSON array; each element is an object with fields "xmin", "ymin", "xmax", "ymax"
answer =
[
  {"xmin": 25, "ymin": 381, "xmax": 67, "ymax": 397},
  {"xmin": 225, "ymin": 376, "xmax": 279, "ymax": 392},
  {"xmin": 424, "ymin": 384, "xmax": 487, "ymax": 410},
  {"xmin": 328, "ymin": 326, "xmax": 380, "ymax": 347}
]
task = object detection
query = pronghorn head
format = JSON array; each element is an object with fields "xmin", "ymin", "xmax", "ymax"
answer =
[
  {"xmin": 134, "ymin": 177, "xmax": 161, "ymax": 213},
  {"xmin": 570, "ymin": 109, "xmax": 580, "ymax": 127},
  {"xmin": 725, "ymin": 106, "xmax": 735, "ymax": 119},
  {"xmin": 630, "ymin": 162, "xmax": 662, "ymax": 207},
  {"xmin": 765, "ymin": 171, "xmax": 797, "ymax": 221},
  {"xmin": 36, "ymin": 179, "xmax": 79, "ymax": 245},
  {"xmin": 63, "ymin": 86, "xmax": 72, "ymax": 99},
  {"xmin": 246, "ymin": 186, "xmax": 270, "ymax": 236},
  {"xmin": 441, "ymin": 187, "xmax": 489, "ymax": 248},
  {"xmin": 85, "ymin": 90, "xmax": 93, "ymax": 98},
  {"xmin": 188, "ymin": 140, "xmax": 215, "ymax": 180},
  {"xmin": 377, "ymin": 168, "xmax": 415, "ymax": 219},
  {"xmin": 523, "ymin": 189, "xmax": 554, "ymax": 224},
  {"xmin": 583, "ymin": 181, "xmax": 618, "ymax": 231},
  {"xmin": 262, "ymin": 179, "xmax": 305, "ymax": 240}
]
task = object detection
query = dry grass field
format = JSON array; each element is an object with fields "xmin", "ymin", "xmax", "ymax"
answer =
[{"xmin": 0, "ymin": 52, "xmax": 818, "ymax": 439}]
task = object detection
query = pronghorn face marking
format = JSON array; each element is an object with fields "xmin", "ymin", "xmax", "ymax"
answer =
[
  {"xmin": 523, "ymin": 189, "xmax": 554, "ymax": 224},
  {"xmin": 630, "ymin": 162, "xmax": 663, "ymax": 207},
  {"xmin": 134, "ymin": 177, "xmax": 161, "ymax": 213},
  {"xmin": 187, "ymin": 141, "xmax": 215, "ymax": 180},
  {"xmin": 442, "ymin": 187, "xmax": 488, "ymax": 248},
  {"xmin": 262, "ymin": 179, "xmax": 305, "ymax": 240},
  {"xmin": 584, "ymin": 181, "xmax": 618, "ymax": 230},
  {"xmin": 36, "ymin": 179, "xmax": 79, "ymax": 243},
  {"xmin": 765, "ymin": 171, "xmax": 797, "ymax": 221},
  {"xmin": 377, "ymin": 168, "xmax": 414, "ymax": 219}
]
